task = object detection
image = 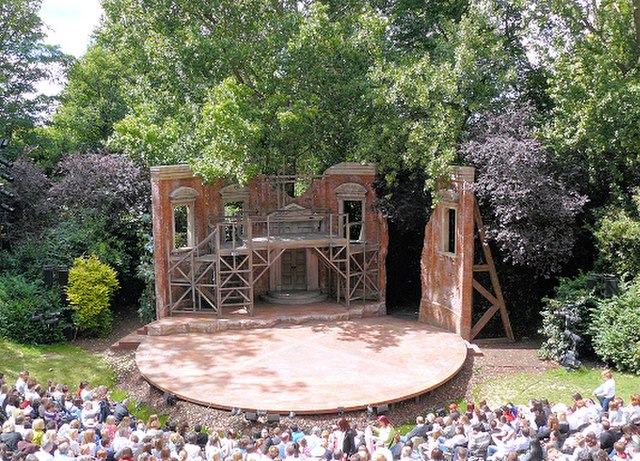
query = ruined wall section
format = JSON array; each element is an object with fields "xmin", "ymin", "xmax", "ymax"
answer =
[
  {"xmin": 419, "ymin": 166, "xmax": 475, "ymax": 340},
  {"xmin": 150, "ymin": 165, "xmax": 223, "ymax": 319},
  {"xmin": 151, "ymin": 163, "xmax": 386, "ymax": 318}
]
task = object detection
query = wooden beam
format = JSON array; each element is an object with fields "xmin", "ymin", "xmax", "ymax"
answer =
[
  {"xmin": 471, "ymin": 304, "xmax": 500, "ymax": 339},
  {"xmin": 473, "ymin": 264, "xmax": 490, "ymax": 272},
  {"xmin": 472, "ymin": 278, "xmax": 498, "ymax": 306},
  {"xmin": 473, "ymin": 197, "xmax": 514, "ymax": 341}
]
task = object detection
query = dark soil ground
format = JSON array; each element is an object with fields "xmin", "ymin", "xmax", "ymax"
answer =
[{"xmin": 71, "ymin": 308, "xmax": 558, "ymax": 433}]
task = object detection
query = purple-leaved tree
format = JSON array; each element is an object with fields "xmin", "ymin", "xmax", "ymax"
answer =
[
  {"xmin": 48, "ymin": 150, "xmax": 150, "ymax": 225},
  {"xmin": 461, "ymin": 108, "xmax": 588, "ymax": 276},
  {"xmin": 9, "ymin": 157, "xmax": 52, "ymax": 240}
]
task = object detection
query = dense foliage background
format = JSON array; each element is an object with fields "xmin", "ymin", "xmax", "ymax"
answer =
[{"xmin": 0, "ymin": 0, "xmax": 639, "ymax": 359}]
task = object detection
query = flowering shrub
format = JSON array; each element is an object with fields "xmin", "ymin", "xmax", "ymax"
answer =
[
  {"xmin": 66, "ymin": 255, "xmax": 119, "ymax": 337},
  {"xmin": 538, "ymin": 273, "xmax": 597, "ymax": 361}
]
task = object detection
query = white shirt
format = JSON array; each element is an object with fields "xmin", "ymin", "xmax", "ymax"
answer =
[
  {"xmin": 16, "ymin": 378, "xmax": 28, "ymax": 396},
  {"xmin": 35, "ymin": 450, "xmax": 54, "ymax": 461},
  {"xmin": 184, "ymin": 443, "xmax": 202, "ymax": 461},
  {"xmin": 594, "ymin": 379, "xmax": 615, "ymax": 399},
  {"xmin": 305, "ymin": 434, "xmax": 322, "ymax": 451}
]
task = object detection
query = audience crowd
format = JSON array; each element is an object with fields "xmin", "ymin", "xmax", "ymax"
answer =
[{"xmin": 1, "ymin": 370, "xmax": 639, "ymax": 461}]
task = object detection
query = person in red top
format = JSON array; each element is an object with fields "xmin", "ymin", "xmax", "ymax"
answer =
[{"xmin": 77, "ymin": 381, "xmax": 91, "ymax": 401}]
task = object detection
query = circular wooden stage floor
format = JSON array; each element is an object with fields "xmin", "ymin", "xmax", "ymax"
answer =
[{"xmin": 136, "ymin": 317, "xmax": 467, "ymax": 414}]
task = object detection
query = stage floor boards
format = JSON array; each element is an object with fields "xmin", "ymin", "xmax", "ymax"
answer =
[{"xmin": 136, "ymin": 317, "xmax": 467, "ymax": 414}]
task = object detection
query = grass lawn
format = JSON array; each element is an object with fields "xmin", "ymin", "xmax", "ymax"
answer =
[
  {"xmin": 1, "ymin": 338, "xmax": 166, "ymax": 425},
  {"xmin": 0, "ymin": 340, "xmax": 115, "ymax": 390},
  {"xmin": 473, "ymin": 366, "xmax": 640, "ymax": 408}
]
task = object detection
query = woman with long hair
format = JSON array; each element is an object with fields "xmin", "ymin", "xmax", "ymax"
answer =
[
  {"xmin": 338, "ymin": 418, "xmax": 357, "ymax": 457},
  {"xmin": 371, "ymin": 416, "xmax": 398, "ymax": 458}
]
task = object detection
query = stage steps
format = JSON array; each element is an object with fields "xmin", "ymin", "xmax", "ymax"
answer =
[
  {"xmin": 111, "ymin": 301, "xmax": 386, "ymax": 350},
  {"xmin": 110, "ymin": 332, "xmax": 147, "ymax": 351},
  {"xmin": 261, "ymin": 289, "xmax": 328, "ymax": 305}
]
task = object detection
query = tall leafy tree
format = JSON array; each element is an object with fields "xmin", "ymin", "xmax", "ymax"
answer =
[
  {"xmin": 461, "ymin": 108, "xmax": 588, "ymax": 276},
  {"xmin": 0, "ymin": 0, "xmax": 68, "ymax": 138},
  {"xmin": 46, "ymin": 45, "xmax": 130, "ymax": 153},
  {"xmin": 533, "ymin": 0, "xmax": 640, "ymax": 204},
  {"xmin": 94, "ymin": 0, "xmax": 528, "ymax": 187}
]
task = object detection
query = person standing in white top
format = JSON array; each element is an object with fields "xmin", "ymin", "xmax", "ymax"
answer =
[{"xmin": 593, "ymin": 369, "xmax": 615, "ymax": 411}]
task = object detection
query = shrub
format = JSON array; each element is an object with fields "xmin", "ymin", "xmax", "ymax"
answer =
[
  {"xmin": 590, "ymin": 278, "xmax": 640, "ymax": 373},
  {"xmin": 136, "ymin": 235, "xmax": 157, "ymax": 322},
  {"xmin": 594, "ymin": 190, "xmax": 640, "ymax": 279},
  {"xmin": 0, "ymin": 275, "xmax": 66, "ymax": 344},
  {"xmin": 49, "ymin": 151, "xmax": 150, "ymax": 224},
  {"xmin": 538, "ymin": 273, "xmax": 598, "ymax": 361},
  {"xmin": 8, "ymin": 157, "xmax": 52, "ymax": 242},
  {"xmin": 66, "ymin": 255, "xmax": 119, "ymax": 337}
]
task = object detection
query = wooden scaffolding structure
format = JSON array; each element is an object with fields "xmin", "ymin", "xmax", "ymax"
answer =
[{"xmin": 166, "ymin": 211, "xmax": 382, "ymax": 316}]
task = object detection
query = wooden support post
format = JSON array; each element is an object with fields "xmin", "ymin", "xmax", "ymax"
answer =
[{"xmin": 471, "ymin": 197, "xmax": 514, "ymax": 341}]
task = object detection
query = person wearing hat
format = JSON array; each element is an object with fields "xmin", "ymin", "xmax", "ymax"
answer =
[{"xmin": 449, "ymin": 404, "xmax": 461, "ymax": 420}]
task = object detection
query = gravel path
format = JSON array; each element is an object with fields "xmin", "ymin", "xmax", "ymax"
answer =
[{"xmin": 73, "ymin": 311, "xmax": 558, "ymax": 433}]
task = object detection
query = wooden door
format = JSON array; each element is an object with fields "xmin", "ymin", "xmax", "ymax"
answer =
[{"xmin": 281, "ymin": 249, "xmax": 306, "ymax": 290}]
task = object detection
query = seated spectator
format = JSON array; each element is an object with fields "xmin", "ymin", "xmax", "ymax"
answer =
[
  {"xmin": 581, "ymin": 416, "xmax": 603, "ymax": 438},
  {"xmin": 439, "ymin": 425, "xmax": 466, "ymax": 453},
  {"xmin": 612, "ymin": 440, "xmax": 628, "ymax": 461},
  {"xmin": 54, "ymin": 441, "xmax": 75, "ymax": 461},
  {"xmin": 117, "ymin": 447, "xmax": 134, "ymax": 461},
  {"xmin": 206, "ymin": 433, "xmax": 223, "ymax": 461},
  {"xmin": 36, "ymin": 439, "xmax": 55, "ymax": 461},
  {"xmin": 399, "ymin": 446, "xmax": 413, "ymax": 461},
  {"xmin": 488, "ymin": 427, "xmax": 530, "ymax": 461},
  {"xmin": 16, "ymin": 372, "xmax": 29, "ymax": 397},
  {"xmin": 610, "ymin": 401, "xmax": 629, "ymax": 428},
  {"xmin": 467, "ymin": 424, "xmax": 491, "ymax": 460},
  {"xmin": 0, "ymin": 420, "xmax": 23, "ymax": 454},
  {"xmin": 80, "ymin": 402, "xmax": 99, "ymax": 429},
  {"xmin": 194, "ymin": 424, "xmax": 208, "ymax": 450},
  {"xmin": 17, "ymin": 430, "xmax": 39, "ymax": 455},
  {"xmin": 184, "ymin": 432, "xmax": 202, "ymax": 460},
  {"xmin": 599, "ymin": 419, "xmax": 620, "ymax": 454},
  {"xmin": 585, "ymin": 432, "xmax": 600, "ymax": 457},
  {"xmin": 626, "ymin": 395, "xmax": 640, "ymax": 421},
  {"xmin": 77, "ymin": 383, "xmax": 92, "ymax": 402}
]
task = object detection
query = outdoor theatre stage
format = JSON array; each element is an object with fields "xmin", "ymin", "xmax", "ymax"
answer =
[{"xmin": 136, "ymin": 308, "xmax": 468, "ymax": 415}]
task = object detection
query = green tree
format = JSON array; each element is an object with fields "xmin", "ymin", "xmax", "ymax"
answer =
[
  {"xmin": 0, "ymin": 0, "xmax": 68, "ymax": 139},
  {"xmin": 45, "ymin": 45, "xmax": 130, "ymax": 153},
  {"xmin": 534, "ymin": 0, "xmax": 640, "ymax": 204},
  {"xmin": 594, "ymin": 190, "xmax": 640, "ymax": 279},
  {"xmin": 97, "ymin": 0, "xmax": 527, "ymax": 187}
]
